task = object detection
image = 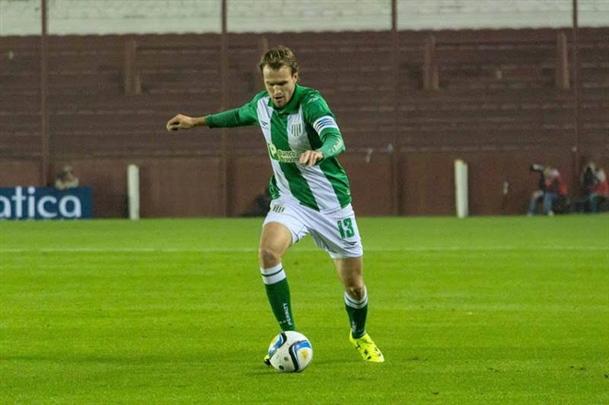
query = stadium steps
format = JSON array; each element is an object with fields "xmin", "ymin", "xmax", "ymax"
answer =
[{"xmin": 1, "ymin": 30, "xmax": 607, "ymax": 160}]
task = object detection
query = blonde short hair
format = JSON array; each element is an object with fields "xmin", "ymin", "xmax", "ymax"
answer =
[{"xmin": 259, "ymin": 45, "xmax": 299, "ymax": 75}]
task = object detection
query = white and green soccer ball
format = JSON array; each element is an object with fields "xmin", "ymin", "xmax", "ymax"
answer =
[{"xmin": 267, "ymin": 331, "xmax": 313, "ymax": 373}]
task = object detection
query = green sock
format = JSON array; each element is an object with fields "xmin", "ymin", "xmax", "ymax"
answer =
[
  {"xmin": 344, "ymin": 288, "xmax": 368, "ymax": 339},
  {"xmin": 261, "ymin": 264, "xmax": 295, "ymax": 331}
]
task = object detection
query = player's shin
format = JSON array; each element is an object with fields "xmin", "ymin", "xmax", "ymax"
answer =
[
  {"xmin": 260, "ymin": 263, "xmax": 295, "ymax": 331},
  {"xmin": 344, "ymin": 287, "xmax": 368, "ymax": 339}
]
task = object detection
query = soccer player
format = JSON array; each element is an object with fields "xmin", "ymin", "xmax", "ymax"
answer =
[{"xmin": 166, "ymin": 46, "xmax": 384, "ymax": 363}]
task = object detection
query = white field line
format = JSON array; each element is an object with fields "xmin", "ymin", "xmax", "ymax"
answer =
[{"xmin": 0, "ymin": 246, "xmax": 607, "ymax": 254}]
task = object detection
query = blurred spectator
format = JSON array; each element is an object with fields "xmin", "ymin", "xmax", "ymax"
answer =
[
  {"xmin": 54, "ymin": 165, "xmax": 79, "ymax": 190},
  {"xmin": 527, "ymin": 164, "xmax": 568, "ymax": 216},
  {"xmin": 579, "ymin": 162, "xmax": 609, "ymax": 213}
]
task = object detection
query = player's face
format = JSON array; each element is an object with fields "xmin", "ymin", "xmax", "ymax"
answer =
[{"xmin": 262, "ymin": 65, "xmax": 298, "ymax": 108}]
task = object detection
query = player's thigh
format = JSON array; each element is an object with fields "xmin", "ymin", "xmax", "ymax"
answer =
[
  {"xmin": 260, "ymin": 199, "xmax": 309, "ymax": 264},
  {"xmin": 307, "ymin": 205, "xmax": 363, "ymax": 259},
  {"xmin": 259, "ymin": 222, "xmax": 292, "ymax": 264}
]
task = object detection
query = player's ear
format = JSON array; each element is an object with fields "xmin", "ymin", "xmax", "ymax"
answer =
[{"xmin": 293, "ymin": 71, "xmax": 299, "ymax": 82}]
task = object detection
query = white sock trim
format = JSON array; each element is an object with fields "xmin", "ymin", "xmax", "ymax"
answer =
[
  {"xmin": 344, "ymin": 287, "xmax": 368, "ymax": 309},
  {"xmin": 260, "ymin": 263, "xmax": 286, "ymax": 285}
]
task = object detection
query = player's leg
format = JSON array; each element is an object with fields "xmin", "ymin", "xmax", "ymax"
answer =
[
  {"xmin": 590, "ymin": 193, "xmax": 599, "ymax": 213},
  {"xmin": 528, "ymin": 190, "xmax": 543, "ymax": 215},
  {"xmin": 543, "ymin": 192, "xmax": 556, "ymax": 215},
  {"xmin": 259, "ymin": 221, "xmax": 295, "ymax": 331},
  {"xmin": 260, "ymin": 200, "xmax": 309, "ymax": 367},
  {"xmin": 305, "ymin": 203, "xmax": 384, "ymax": 363},
  {"xmin": 334, "ymin": 257, "xmax": 384, "ymax": 363},
  {"xmin": 335, "ymin": 256, "xmax": 367, "ymax": 338}
]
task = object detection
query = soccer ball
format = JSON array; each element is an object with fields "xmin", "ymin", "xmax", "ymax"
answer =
[{"xmin": 267, "ymin": 331, "xmax": 313, "ymax": 373}]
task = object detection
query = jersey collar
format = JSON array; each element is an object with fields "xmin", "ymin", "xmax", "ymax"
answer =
[{"xmin": 268, "ymin": 84, "xmax": 303, "ymax": 115}]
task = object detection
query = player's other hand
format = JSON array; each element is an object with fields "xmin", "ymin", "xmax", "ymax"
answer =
[
  {"xmin": 166, "ymin": 114, "xmax": 196, "ymax": 131},
  {"xmin": 299, "ymin": 150, "xmax": 323, "ymax": 167}
]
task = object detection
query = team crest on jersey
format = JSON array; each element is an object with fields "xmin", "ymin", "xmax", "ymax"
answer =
[{"xmin": 290, "ymin": 122, "xmax": 304, "ymax": 137}]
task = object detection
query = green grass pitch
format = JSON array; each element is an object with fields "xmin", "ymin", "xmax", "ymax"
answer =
[{"xmin": 1, "ymin": 216, "xmax": 608, "ymax": 403}]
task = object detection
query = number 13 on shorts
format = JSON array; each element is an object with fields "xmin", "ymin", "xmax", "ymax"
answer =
[{"xmin": 337, "ymin": 217, "xmax": 355, "ymax": 239}]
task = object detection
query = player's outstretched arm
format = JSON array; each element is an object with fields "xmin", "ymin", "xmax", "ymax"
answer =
[{"xmin": 166, "ymin": 114, "xmax": 206, "ymax": 132}]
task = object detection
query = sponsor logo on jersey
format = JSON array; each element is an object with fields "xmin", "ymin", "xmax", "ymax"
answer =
[
  {"xmin": 267, "ymin": 143, "xmax": 299, "ymax": 163},
  {"xmin": 329, "ymin": 139, "xmax": 344, "ymax": 154}
]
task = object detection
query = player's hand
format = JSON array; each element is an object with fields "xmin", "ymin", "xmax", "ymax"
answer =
[
  {"xmin": 166, "ymin": 114, "xmax": 197, "ymax": 131},
  {"xmin": 299, "ymin": 150, "xmax": 323, "ymax": 167}
]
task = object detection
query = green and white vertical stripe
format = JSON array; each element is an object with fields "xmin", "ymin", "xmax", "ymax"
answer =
[{"xmin": 256, "ymin": 94, "xmax": 350, "ymax": 212}]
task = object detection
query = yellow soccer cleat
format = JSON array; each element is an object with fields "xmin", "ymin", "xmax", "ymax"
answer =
[
  {"xmin": 263, "ymin": 354, "xmax": 271, "ymax": 367},
  {"xmin": 349, "ymin": 332, "xmax": 385, "ymax": 363}
]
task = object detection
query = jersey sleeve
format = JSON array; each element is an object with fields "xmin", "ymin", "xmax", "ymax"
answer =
[
  {"xmin": 206, "ymin": 94, "xmax": 260, "ymax": 128},
  {"xmin": 302, "ymin": 92, "xmax": 345, "ymax": 159}
]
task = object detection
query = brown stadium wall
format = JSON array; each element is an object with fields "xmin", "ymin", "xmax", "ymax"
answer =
[{"xmin": 0, "ymin": 29, "xmax": 608, "ymax": 217}]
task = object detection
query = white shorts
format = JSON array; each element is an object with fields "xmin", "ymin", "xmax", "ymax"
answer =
[{"xmin": 263, "ymin": 197, "xmax": 364, "ymax": 259}]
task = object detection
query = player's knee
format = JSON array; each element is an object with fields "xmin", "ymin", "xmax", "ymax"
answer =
[
  {"xmin": 259, "ymin": 246, "xmax": 282, "ymax": 267},
  {"xmin": 345, "ymin": 284, "xmax": 366, "ymax": 301}
]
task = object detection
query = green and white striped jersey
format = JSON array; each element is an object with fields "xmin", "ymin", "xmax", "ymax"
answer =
[{"xmin": 206, "ymin": 85, "xmax": 351, "ymax": 212}]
